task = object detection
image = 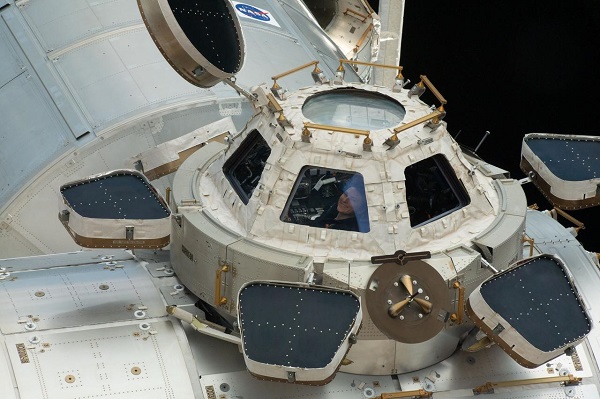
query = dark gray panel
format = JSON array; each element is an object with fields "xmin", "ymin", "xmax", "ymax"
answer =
[
  {"xmin": 239, "ymin": 282, "xmax": 360, "ymax": 368},
  {"xmin": 526, "ymin": 136, "xmax": 600, "ymax": 181},
  {"xmin": 481, "ymin": 255, "xmax": 591, "ymax": 352}
]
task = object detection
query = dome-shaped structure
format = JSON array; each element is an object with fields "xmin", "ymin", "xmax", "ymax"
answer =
[{"xmin": 169, "ymin": 82, "xmax": 528, "ymax": 374}]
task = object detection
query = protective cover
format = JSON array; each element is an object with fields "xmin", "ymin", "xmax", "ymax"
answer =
[
  {"xmin": 237, "ymin": 281, "xmax": 362, "ymax": 385},
  {"xmin": 466, "ymin": 254, "xmax": 591, "ymax": 368},
  {"xmin": 59, "ymin": 170, "xmax": 171, "ymax": 249},
  {"xmin": 137, "ymin": 0, "xmax": 245, "ymax": 88},
  {"xmin": 521, "ymin": 133, "xmax": 600, "ymax": 209}
]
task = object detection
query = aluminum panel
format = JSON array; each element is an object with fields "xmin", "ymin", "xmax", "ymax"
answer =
[
  {"xmin": 0, "ymin": 72, "xmax": 72, "ymax": 207},
  {"xmin": 0, "ymin": 259, "xmax": 165, "ymax": 334},
  {"xmin": 200, "ymin": 369, "xmax": 397, "ymax": 399},
  {"xmin": 0, "ymin": 250, "xmax": 133, "ymax": 271},
  {"xmin": 397, "ymin": 343, "xmax": 591, "ymax": 392},
  {"xmin": 0, "ymin": 23, "xmax": 21, "ymax": 88},
  {"xmin": 54, "ymin": 27, "xmax": 204, "ymax": 130},
  {"xmin": 4, "ymin": 320, "xmax": 196, "ymax": 399},
  {"xmin": 234, "ymin": 25, "xmax": 327, "ymax": 90},
  {"xmin": 20, "ymin": 0, "xmax": 140, "ymax": 51},
  {"xmin": 0, "ymin": 340, "xmax": 17, "ymax": 399},
  {"xmin": 434, "ymin": 385, "xmax": 598, "ymax": 398}
]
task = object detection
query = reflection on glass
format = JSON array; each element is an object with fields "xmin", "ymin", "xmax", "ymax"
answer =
[
  {"xmin": 223, "ymin": 130, "xmax": 271, "ymax": 204},
  {"xmin": 281, "ymin": 167, "xmax": 369, "ymax": 233},
  {"xmin": 302, "ymin": 88, "xmax": 405, "ymax": 130},
  {"xmin": 405, "ymin": 155, "xmax": 470, "ymax": 227}
]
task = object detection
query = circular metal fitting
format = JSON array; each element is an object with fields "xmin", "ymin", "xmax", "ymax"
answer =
[
  {"xmin": 134, "ymin": 310, "xmax": 147, "ymax": 319},
  {"xmin": 174, "ymin": 284, "xmax": 184, "ymax": 292},
  {"xmin": 139, "ymin": 322, "xmax": 151, "ymax": 331}
]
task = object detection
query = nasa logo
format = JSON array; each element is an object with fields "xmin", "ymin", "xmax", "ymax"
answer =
[
  {"xmin": 235, "ymin": 3, "xmax": 271, "ymax": 22},
  {"xmin": 232, "ymin": 1, "xmax": 280, "ymax": 27}
]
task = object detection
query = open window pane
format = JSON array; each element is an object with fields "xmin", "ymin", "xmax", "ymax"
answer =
[
  {"xmin": 281, "ymin": 167, "xmax": 369, "ymax": 233},
  {"xmin": 405, "ymin": 155, "xmax": 470, "ymax": 227},
  {"xmin": 223, "ymin": 130, "xmax": 271, "ymax": 204}
]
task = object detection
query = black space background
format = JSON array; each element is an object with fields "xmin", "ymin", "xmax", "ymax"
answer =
[{"xmin": 372, "ymin": 1, "xmax": 600, "ymax": 252}]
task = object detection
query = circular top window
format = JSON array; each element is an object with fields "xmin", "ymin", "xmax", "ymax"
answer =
[{"xmin": 302, "ymin": 88, "xmax": 405, "ymax": 130}]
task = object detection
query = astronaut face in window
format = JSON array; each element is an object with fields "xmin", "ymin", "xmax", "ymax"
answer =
[{"xmin": 337, "ymin": 186, "xmax": 364, "ymax": 218}]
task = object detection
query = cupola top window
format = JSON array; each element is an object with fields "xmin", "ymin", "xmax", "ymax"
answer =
[{"xmin": 302, "ymin": 88, "xmax": 405, "ymax": 131}]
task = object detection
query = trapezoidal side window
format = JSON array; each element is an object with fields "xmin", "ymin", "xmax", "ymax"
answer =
[
  {"xmin": 280, "ymin": 166, "xmax": 370, "ymax": 233},
  {"xmin": 223, "ymin": 130, "xmax": 271, "ymax": 205},
  {"xmin": 405, "ymin": 154, "xmax": 470, "ymax": 228}
]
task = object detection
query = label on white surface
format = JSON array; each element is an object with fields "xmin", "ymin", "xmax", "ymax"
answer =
[{"xmin": 232, "ymin": 2, "xmax": 280, "ymax": 27}]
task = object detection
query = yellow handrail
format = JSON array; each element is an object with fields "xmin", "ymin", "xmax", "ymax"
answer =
[
  {"xmin": 354, "ymin": 24, "xmax": 374, "ymax": 52},
  {"xmin": 303, "ymin": 122, "xmax": 370, "ymax": 137},
  {"xmin": 215, "ymin": 265, "xmax": 229, "ymax": 306},
  {"xmin": 271, "ymin": 61, "xmax": 320, "ymax": 82},
  {"xmin": 393, "ymin": 110, "xmax": 443, "ymax": 134},
  {"xmin": 419, "ymin": 75, "xmax": 447, "ymax": 105},
  {"xmin": 344, "ymin": 8, "xmax": 369, "ymax": 22}
]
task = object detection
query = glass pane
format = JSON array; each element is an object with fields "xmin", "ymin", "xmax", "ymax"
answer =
[
  {"xmin": 281, "ymin": 167, "xmax": 369, "ymax": 233},
  {"xmin": 223, "ymin": 130, "xmax": 271, "ymax": 204},
  {"xmin": 405, "ymin": 155, "xmax": 470, "ymax": 227},
  {"xmin": 302, "ymin": 88, "xmax": 405, "ymax": 131}
]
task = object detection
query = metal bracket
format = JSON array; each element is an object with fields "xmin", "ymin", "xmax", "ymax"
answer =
[
  {"xmin": 125, "ymin": 226, "xmax": 134, "ymax": 240},
  {"xmin": 371, "ymin": 250, "xmax": 431, "ymax": 265}
]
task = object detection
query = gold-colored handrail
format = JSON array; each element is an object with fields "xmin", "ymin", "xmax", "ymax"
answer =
[
  {"xmin": 271, "ymin": 61, "xmax": 320, "ymax": 82},
  {"xmin": 215, "ymin": 265, "xmax": 229, "ymax": 306},
  {"xmin": 393, "ymin": 110, "xmax": 443, "ymax": 134},
  {"xmin": 344, "ymin": 8, "xmax": 368, "ymax": 22},
  {"xmin": 523, "ymin": 235, "xmax": 535, "ymax": 257},
  {"xmin": 419, "ymin": 75, "xmax": 447, "ymax": 105},
  {"xmin": 450, "ymin": 281, "xmax": 465, "ymax": 324},
  {"xmin": 266, "ymin": 93, "xmax": 284, "ymax": 112},
  {"xmin": 473, "ymin": 375, "xmax": 581, "ymax": 394},
  {"xmin": 354, "ymin": 24, "xmax": 374, "ymax": 52},
  {"xmin": 340, "ymin": 59, "xmax": 403, "ymax": 72},
  {"xmin": 553, "ymin": 207, "xmax": 585, "ymax": 232},
  {"xmin": 338, "ymin": 60, "xmax": 404, "ymax": 82},
  {"xmin": 303, "ymin": 122, "xmax": 370, "ymax": 137},
  {"xmin": 379, "ymin": 389, "xmax": 432, "ymax": 399}
]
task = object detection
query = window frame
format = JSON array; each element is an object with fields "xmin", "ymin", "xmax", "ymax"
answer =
[
  {"xmin": 280, "ymin": 166, "xmax": 370, "ymax": 233},
  {"xmin": 404, "ymin": 154, "xmax": 470, "ymax": 228},
  {"xmin": 222, "ymin": 129, "xmax": 271, "ymax": 205}
]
